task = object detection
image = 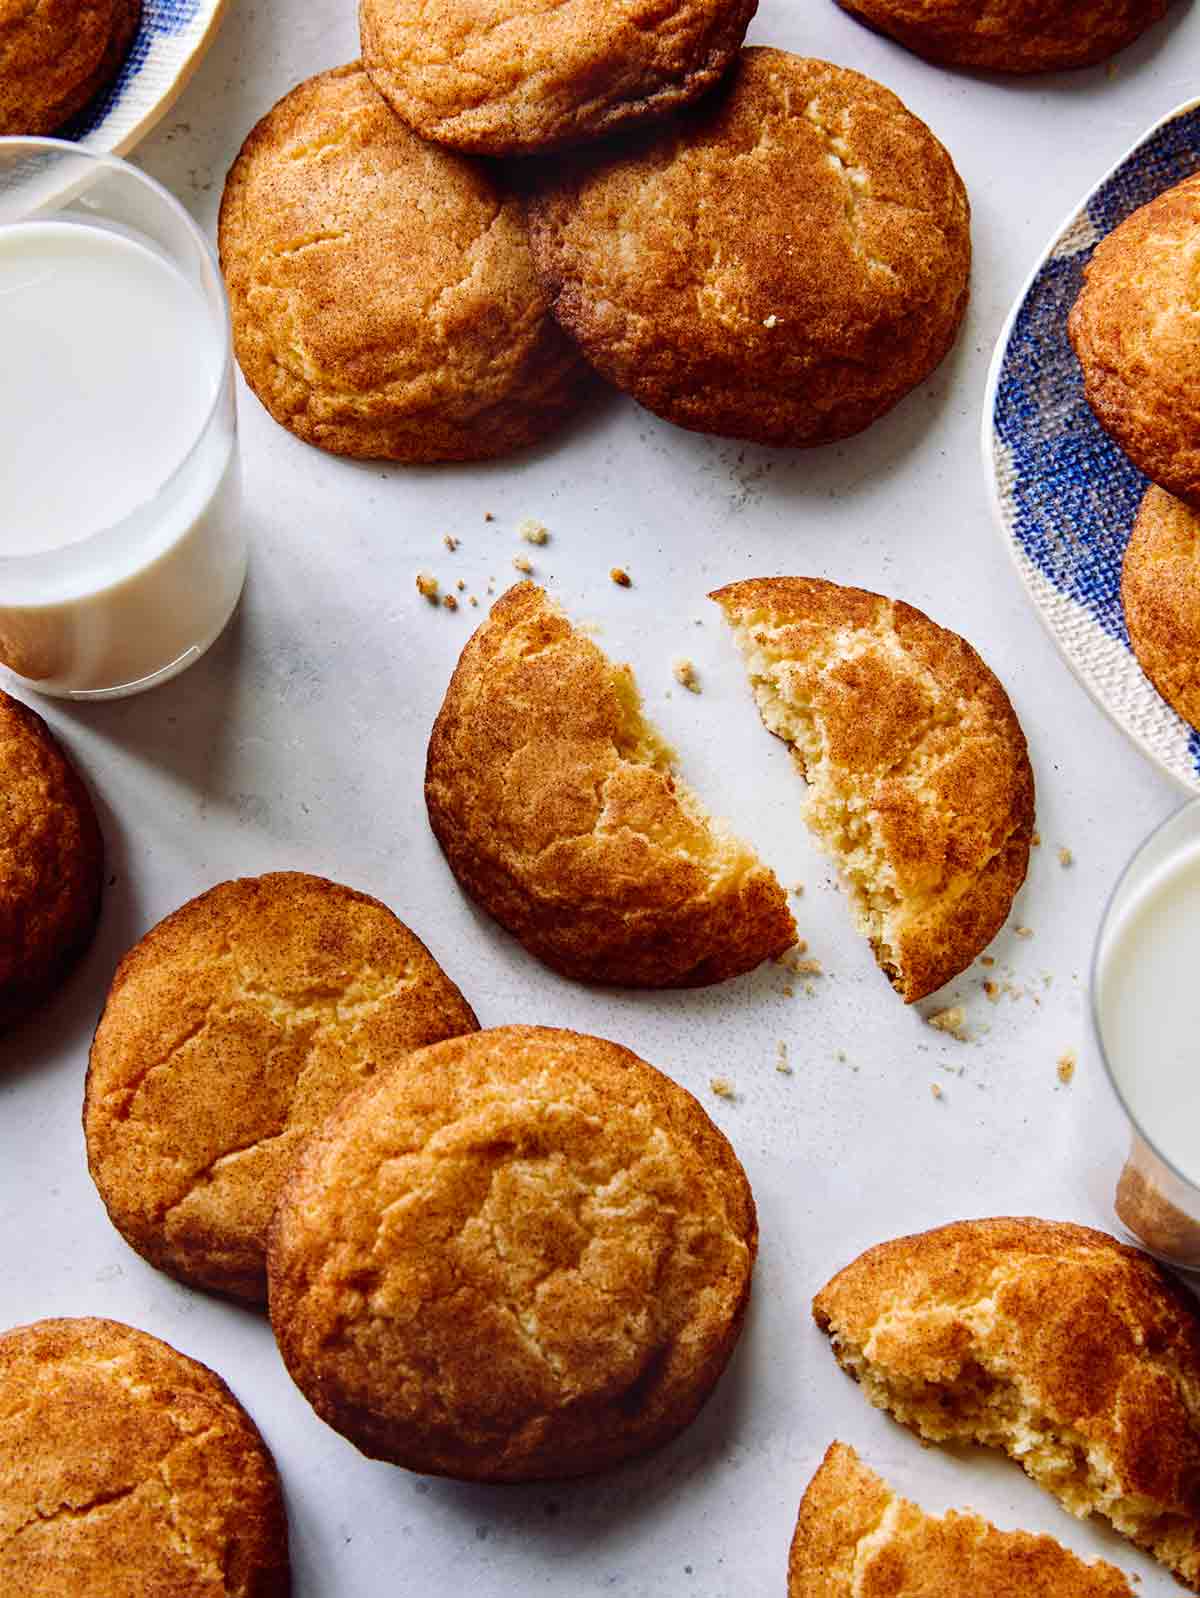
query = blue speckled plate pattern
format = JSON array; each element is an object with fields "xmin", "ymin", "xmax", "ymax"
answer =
[
  {"xmin": 984, "ymin": 99, "xmax": 1200, "ymax": 791},
  {"xmin": 62, "ymin": 0, "xmax": 225, "ymax": 156}
]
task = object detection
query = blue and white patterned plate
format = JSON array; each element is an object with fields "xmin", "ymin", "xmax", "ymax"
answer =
[
  {"xmin": 61, "ymin": 0, "xmax": 229, "ymax": 156},
  {"xmin": 983, "ymin": 99, "xmax": 1200, "ymax": 792}
]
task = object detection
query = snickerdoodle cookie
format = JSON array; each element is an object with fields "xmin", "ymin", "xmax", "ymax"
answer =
[
  {"xmin": 0, "ymin": 1317, "xmax": 290, "ymax": 1595},
  {"xmin": 0, "ymin": 0, "xmax": 141, "ymax": 135},
  {"xmin": 528, "ymin": 49, "xmax": 970, "ymax": 447},
  {"xmin": 814, "ymin": 1218, "xmax": 1200, "ymax": 1590},
  {"xmin": 1070, "ymin": 173, "xmax": 1200, "ymax": 508},
  {"xmin": 0, "ymin": 691, "xmax": 103, "ymax": 1031},
  {"xmin": 1122, "ymin": 486, "xmax": 1200, "ymax": 729},
  {"xmin": 268, "ymin": 1024, "xmax": 757, "ymax": 1480},
  {"xmin": 359, "ymin": 0, "xmax": 756, "ymax": 156},
  {"xmin": 832, "ymin": 0, "xmax": 1168, "ymax": 73},
  {"xmin": 85, "ymin": 872, "xmax": 477, "ymax": 1304},
  {"xmin": 712, "ymin": 577, "xmax": 1034, "ymax": 1002},
  {"xmin": 790, "ymin": 1443, "xmax": 1134, "ymax": 1597},
  {"xmin": 425, "ymin": 583, "xmax": 796, "ymax": 987},
  {"xmin": 218, "ymin": 65, "xmax": 589, "ymax": 462}
]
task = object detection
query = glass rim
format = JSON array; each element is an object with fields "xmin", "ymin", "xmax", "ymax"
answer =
[
  {"xmin": 0, "ymin": 135, "xmax": 233, "ymax": 580},
  {"xmin": 1089, "ymin": 795, "xmax": 1200, "ymax": 1196}
]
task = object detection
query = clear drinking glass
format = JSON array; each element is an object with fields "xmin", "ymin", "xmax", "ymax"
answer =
[
  {"xmin": 0, "ymin": 138, "xmax": 245, "ymax": 699},
  {"xmin": 1091, "ymin": 799, "xmax": 1200, "ymax": 1269}
]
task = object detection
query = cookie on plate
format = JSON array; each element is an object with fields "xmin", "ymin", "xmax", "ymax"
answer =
[
  {"xmin": 1121, "ymin": 485, "xmax": 1200, "ymax": 730},
  {"xmin": 1070, "ymin": 174, "xmax": 1200, "ymax": 508},
  {"xmin": 790, "ymin": 1442, "xmax": 1133, "ymax": 1597},
  {"xmin": 528, "ymin": 49, "xmax": 970, "ymax": 447},
  {"xmin": 0, "ymin": 0, "xmax": 142, "ymax": 136},
  {"xmin": 813, "ymin": 1218, "xmax": 1200, "ymax": 1589},
  {"xmin": 424, "ymin": 582, "xmax": 796, "ymax": 987},
  {"xmin": 268, "ymin": 1024, "xmax": 757, "ymax": 1481},
  {"xmin": 218, "ymin": 64, "xmax": 589, "ymax": 462},
  {"xmin": 0, "ymin": 1316, "xmax": 290, "ymax": 1595},
  {"xmin": 0, "ymin": 690, "xmax": 103, "ymax": 1031},
  {"xmin": 712, "ymin": 577, "xmax": 1034, "ymax": 1003},
  {"xmin": 359, "ymin": 0, "xmax": 756, "ymax": 156},
  {"xmin": 85, "ymin": 872, "xmax": 477, "ymax": 1304},
  {"xmin": 831, "ymin": 0, "xmax": 1169, "ymax": 74}
]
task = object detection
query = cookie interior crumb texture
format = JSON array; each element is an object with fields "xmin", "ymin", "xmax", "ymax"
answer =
[
  {"xmin": 813, "ymin": 1217, "xmax": 1200, "ymax": 1589},
  {"xmin": 712, "ymin": 576, "xmax": 1034, "ymax": 1003},
  {"xmin": 425, "ymin": 583, "xmax": 796, "ymax": 987}
]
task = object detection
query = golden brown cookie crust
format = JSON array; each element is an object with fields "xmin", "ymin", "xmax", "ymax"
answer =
[
  {"xmin": 0, "ymin": 691, "xmax": 103, "ymax": 1031},
  {"xmin": 268, "ymin": 1024, "xmax": 758, "ymax": 1481},
  {"xmin": 832, "ymin": 0, "xmax": 1168, "ymax": 73},
  {"xmin": 0, "ymin": 0, "xmax": 142, "ymax": 135},
  {"xmin": 790, "ymin": 1442, "xmax": 1134, "ymax": 1597},
  {"xmin": 1070, "ymin": 174, "xmax": 1200, "ymax": 508},
  {"xmin": 1121, "ymin": 486, "xmax": 1200, "ymax": 729},
  {"xmin": 813, "ymin": 1218, "xmax": 1200, "ymax": 1589},
  {"xmin": 424, "ymin": 582, "xmax": 796, "ymax": 987},
  {"xmin": 0, "ymin": 1317, "xmax": 290, "ymax": 1596},
  {"xmin": 712, "ymin": 577, "xmax": 1034, "ymax": 1003},
  {"xmin": 84, "ymin": 871, "xmax": 477, "ymax": 1304},
  {"xmin": 218, "ymin": 64, "xmax": 588, "ymax": 462},
  {"xmin": 359, "ymin": 0, "xmax": 757, "ymax": 156},
  {"xmin": 528, "ymin": 49, "xmax": 971, "ymax": 448}
]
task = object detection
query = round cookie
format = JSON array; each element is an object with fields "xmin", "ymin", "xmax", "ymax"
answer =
[
  {"xmin": 218, "ymin": 64, "xmax": 590, "ymax": 462},
  {"xmin": 268, "ymin": 1025, "xmax": 758, "ymax": 1481},
  {"xmin": 0, "ymin": 1316, "xmax": 290, "ymax": 1596},
  {"xmin": 831, "ymin": 0, "xmax": 1168, "ymax": 74},
  {"xmin": 1070, "ymin": 173, "xmax": 1200, "ymax": 508},
  {"xmin": 85, "ymin": 871, "xmax": 477, "ymax": 1304},
  {"xmin": 0, "ymin": 690, "xmax": 103, "ymax": 1031},
  {"xmin": 359, "ymin": 0, "xmax": 758, "ymax": 156},
  {"xmin": 1122, "ymin": 486, "xmax": 1200, "ymax": 730},
  {"xmin": 528, "ymin": 48, "xmax": 971, "ymax": 448},
  {"xmin": 0, "ymin": 0, "xmax": 142, "ymax": 135}
]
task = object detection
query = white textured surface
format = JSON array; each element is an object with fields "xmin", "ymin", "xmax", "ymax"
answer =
[{"xmin": 3, "ymin": 4, "xmax": 1199, "ymax": 1594}]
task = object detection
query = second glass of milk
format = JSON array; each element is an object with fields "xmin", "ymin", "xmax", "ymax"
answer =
[
  {"xmin": 1093, "ymin": 800, "xmax": 1200, "ymax": 1268},
  {"xmin": 0, "ymin": 139, "xmax": 245, "ymax": 698}
]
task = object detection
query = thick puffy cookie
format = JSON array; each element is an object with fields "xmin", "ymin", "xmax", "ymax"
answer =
[
  {"xmin": 528, "ymin": 49, "xmax": 970, "ymax": 447},
  {"xmin": 1122, "ymin": 486, "xmax": 1200, "ymax": 730},
  {"xmin": 0, "ymin": 1317, "xmax": 290, "ymax": 1596},
  {"xmin": 359, "ymin": 0, "xmax": 757, "ymax": 155},
  {"xmin": 269, "ymin": 1025, "xmax": 758, "ymax": 1481},
  {"xmin": 0, "ymin": 0, "xmax": 142, "ymax": 135},
  {"xmin": 218, "ymin": 64, "xmax": 590, "ymax": 461}
]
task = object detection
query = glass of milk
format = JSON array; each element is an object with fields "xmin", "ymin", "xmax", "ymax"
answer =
[
  {"xmin": 0, "ymin": 138, "xmax": 245, "ymax": 698},
  {"xmin": 1092, "ymin": 799, "xmax": 1200, "ymax": 1268}
]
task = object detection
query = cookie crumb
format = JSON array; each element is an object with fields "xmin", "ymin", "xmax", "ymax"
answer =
[
  {"xmin": 983, "ymin": 980, "xmax": 1000, "ymax": 1003},
  {"xmin": 443, "ymin": 534, "xmax": 459, "ymax": 552},
  {"xmin": 928, "ymin": 1006, "xmax": 968, "ymax": 1042},
  {"xmin": 710, "ymin": 1076, "xmax": 734, "ymax": 1099},
  {"xmin": 1032, "ymin": 831, "xmax": 1041, "ymax": 847},
  {"xmin": 673, "ymin": 658, "xmax": 701, "ymax": 693},
  {"xmin": 1058, "ymin": 846, "xmax": 1073, "ymax": 868},
  {"xmin": 484, "ymin": 511, "xmax": 495, "ymax": 522},
  {"xmin": 792, "ymin": 882, "xmax": 805, "ymax": 896},
  {"xmin": 469, "ymin": 595, "xmax": 479, "ymax": 607},
  {"xmin": 518, "ymin": 518, "xmax": 549, "ymax": 545},
  {"xmin": 979, "ymin": 954, "xmax": 994, "ymax": 968},
  {"xmin": 775, "ymin": 1041, "xmax": 792, "ymax": 1075},
  {"xmin": 513, "ymin": 555, "xmax": 533, "ymax": 574},
  {"xmin": 795, "ymin": 957, "xmax": 822, "ymax": 977},
  {"xmin": 782, "ymin": 983, "xmax": 794, "ymax": 997},
  {"xmin": 416, "ymin": 572, "xmax": 439, "ymax": 602},
  {"xmin": 1057, "ymin": 1049, "xmax": 1077, "ymax": 1085},
  {"xmin": 442, "ymin": 593, "xmax": 458, "ymax": 612},
  {"xmin": 1015, "ymin": 925, "xmax": 1033, "ymax": 938},
  {"xmin": 610, "ymin": 567, "xmax": 632, "ymax": 587},
  {"xmin": 456, "ymin": 579, "xmax": 465, "ymax": 591},
  {"xmin": 930, "ymin": 1083, "xmax": 944, "ymax": 1101}
]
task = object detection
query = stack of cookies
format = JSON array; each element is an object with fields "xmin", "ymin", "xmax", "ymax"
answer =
[{"xmin": 219, "ymin": 1, "xmax": 974, "ymax": 460}]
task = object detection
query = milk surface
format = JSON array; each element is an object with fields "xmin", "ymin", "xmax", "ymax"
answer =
[
  {"xmin": 0, "ymin": 221, "xmax": 220, "ymax": 556},
  {"xmin": 1098, "ymin": 839, "xmax": 1200, "ymax": 1188}
]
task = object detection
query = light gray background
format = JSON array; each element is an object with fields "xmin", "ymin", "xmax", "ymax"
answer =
[{"xmin": 4, "ymin": 2, "xmax": 1199, "ymax": 1591}]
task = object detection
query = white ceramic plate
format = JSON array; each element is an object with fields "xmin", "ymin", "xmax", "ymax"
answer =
[
  {"xmin": 982, "ymin": 98, "xmax": 1200, "ymax": 793},
  {"xmin": 64, "ymin": 0, "xmax": 230, "ymax": 156}
]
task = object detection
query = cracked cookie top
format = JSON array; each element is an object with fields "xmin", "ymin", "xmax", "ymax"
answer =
[
  {"xmin": 268, "ymin": 1024, "xmax": 757, "ymax": 1481},
  {"xmin": 0, "ymin": 0, "xmax": 141, "ymax": 135},
  {"xmin": 358, "ymin": 0, "xmax": 757, "ymax": 155},
  {"xmin": 0, "ymin": 690, "xmax": 103, "ymax": 1031},
  {"xmin": 0, "ymin": 1316, "xmax": 290, "ymax": 1596},
  {"xmin": 217, "ymin": 63, "xmax": 590, "ymax": 461},
  {"xmin": 424, "ymin": 582, "xmax": 796, "ymax": 987},
  {"xmin": 84, "ymin": 872, "xmax": 477, "ymax": 1305},
  {"xmin": 527, "ymin": 48, "xmax": 971, "ymax": 447}
]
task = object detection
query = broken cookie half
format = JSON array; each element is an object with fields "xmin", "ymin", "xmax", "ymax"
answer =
[
  {"xmin": 425, "ymin": 583, "xmax": 796, "ymax": 986},
  {"xmin": 711, "ymin": 577, "xmax": 1035, "ymax": 1002}
]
